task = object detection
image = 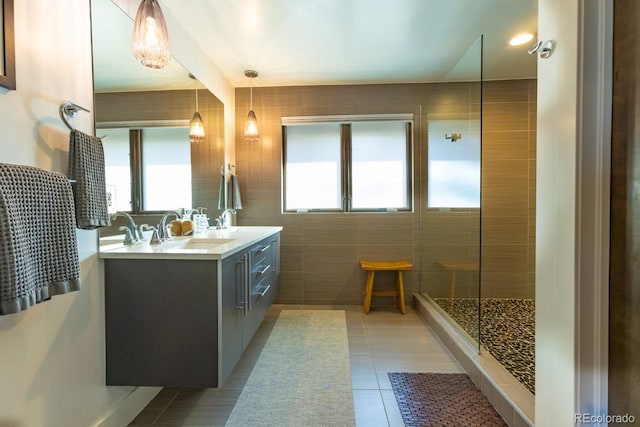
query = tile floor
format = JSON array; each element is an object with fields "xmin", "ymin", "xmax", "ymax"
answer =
[{"xmin": 130, "ymin": 304, "xmax": 464, "ymax": 426}]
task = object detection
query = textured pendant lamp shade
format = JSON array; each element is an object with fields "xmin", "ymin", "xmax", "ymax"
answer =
[
  {"xmin": 244, "ymin": 70, "xmax": 259, "ymax": 143},
  {"xmin": 132, "ymin": 0, "xmax": 171, "ymax": 69},
  {"xmin": 189, "ymin": 74, "xmax": 205, "ymax": 144},
  {"xmin": 190, "ymin": 111, "xmax": 205, "ymax": 144}
]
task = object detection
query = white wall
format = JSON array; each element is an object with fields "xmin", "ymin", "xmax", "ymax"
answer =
[
  {"xmin": 535, "ymin": 0, "xmax": 579, "ymax": 422},
  {"xmin": 536, "ymin": 0, "xmax": 611, "ymax": 425},
  {"xmin": 0, "ymin": 1, "xmax": 153, "ymax": 426}
]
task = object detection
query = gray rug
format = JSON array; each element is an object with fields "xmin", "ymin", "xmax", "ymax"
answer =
[{"xmin": 225, "ymin": 310, "xmax": 355, "ymax": 427}]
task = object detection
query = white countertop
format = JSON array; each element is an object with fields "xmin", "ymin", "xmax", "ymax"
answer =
[{"xmin": 98, "ymin": 226, "xmax": 282, "ymax": 260}]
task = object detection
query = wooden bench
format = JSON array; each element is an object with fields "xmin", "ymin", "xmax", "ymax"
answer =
[
  {"xmin": 436, "ymin": 260, "xmax": 480, "ymax": 301},
  {"xmin": 360, "ymin": 259, "xmax": 413, "ymax": 314}
]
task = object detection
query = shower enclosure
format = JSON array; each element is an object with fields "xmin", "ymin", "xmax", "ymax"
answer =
[{"xmin": 418, "ymin": 35, "xmax": 536, "ymax": 396}]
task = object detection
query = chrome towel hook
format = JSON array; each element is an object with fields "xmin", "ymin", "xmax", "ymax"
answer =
[
  {"xmin": 528, "ymin": 40, "xmax": 556, "ymax": 59},
  {"xmin": 445, "ymin": 133, "xmax": 462, "ymax": 142}
]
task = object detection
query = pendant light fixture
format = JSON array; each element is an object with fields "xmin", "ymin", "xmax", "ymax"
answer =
[
  {"xmin": 189, "ymin": 74, "xmax": 205, "ymax": 144},
  {"xmin": 132, "ymin": 0, "xmax": 171, "ymax": 69},
  {"xmin": 244, "ymin": 70, "xmax": 259, "ymax": 143}
]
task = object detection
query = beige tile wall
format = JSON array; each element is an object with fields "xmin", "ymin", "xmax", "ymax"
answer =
[
  {"xmin": 234, "ymin": 80, "xmax": 536, "ymax": 305},
  {"xmin": 235, "ymin": 84, "xmax": 425, "ymax": 305},
  {"xmin": 482, "ymin": 80, "xmax": 537, "ymax": 299}
]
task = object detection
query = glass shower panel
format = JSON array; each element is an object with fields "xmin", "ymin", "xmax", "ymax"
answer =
[{"xmin": 419, "ymin": 36, "xmax": 483, "ymax": 351}]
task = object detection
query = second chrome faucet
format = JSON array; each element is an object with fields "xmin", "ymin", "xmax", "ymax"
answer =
[{"xmin": 215, "ymin": 208, "xmax": 236, "ymax": 229}]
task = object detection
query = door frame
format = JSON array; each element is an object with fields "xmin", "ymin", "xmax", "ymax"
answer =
[{"xmin": 536, "ymin": 0, "xmax": 612, "ymax": 424}]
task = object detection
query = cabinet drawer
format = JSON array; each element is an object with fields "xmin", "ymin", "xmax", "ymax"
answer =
[
  {"xmin": 251, "ymin": 241, "xmax": 273, "ymax": 265},
  {"xmin": 250, "ymin": 255, "xmax": 272, "ymax": 283},
  {"xmin": 250, "ymin": 238, "xmax": 274, "ymax": 283}
]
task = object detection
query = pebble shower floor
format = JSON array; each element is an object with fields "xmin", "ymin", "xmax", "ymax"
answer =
[{"xmin": 432, "ymin": 298, "xmax": 535, "ymax": 394}]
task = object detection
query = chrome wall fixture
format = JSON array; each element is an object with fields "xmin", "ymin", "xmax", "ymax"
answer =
[
  {"xmin": 244, "ymin": 70, "xmax": 260, "ymax": 143},
  {"xmin": 445, "ymin": 133, "xmax": 462, "ymax": 142},
  {"xmin": 528, "ymin": 40, "xmax": 556, "ymax": 59}
]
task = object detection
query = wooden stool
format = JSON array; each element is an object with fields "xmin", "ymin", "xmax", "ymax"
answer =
[
  {"xmin": 360, "ymin": 260, "xmax": 413, "ymax": 314},
  {"xmin": 436, "ymin": 260, "xmax": 480, "ymax": 303}
]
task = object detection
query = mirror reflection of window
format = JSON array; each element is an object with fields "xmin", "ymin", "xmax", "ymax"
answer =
[
  {"xmin": 102, "ymin": 127, "xmax": 192, "ymax": 213},
  {"xmin": 141, "ymin": 127, "xmax": 191, "ymax": 211},
  {"xmin": 427, "ymin": 119, "xmax": 480, "ymax": 208},
  {"xmin": 103, "ymin": 128, "xmax": 132, "ymax": 213}
]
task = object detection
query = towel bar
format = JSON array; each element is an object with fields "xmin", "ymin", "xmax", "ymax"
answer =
[{"xmin": 59, "ymin": 101, "xmax": 90, "ymax": 131}]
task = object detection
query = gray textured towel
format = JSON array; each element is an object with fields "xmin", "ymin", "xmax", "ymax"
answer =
[
  {"xmin": 0, "ymin": 163, "xmax": 81, "ymax": 315},
  {"xmin": 68, "ymin": 130, "xmax": 111, "ymax": 229},
  {"xmin": 218, "ymin": 172, "xmax": 226, "ymax": 210},
  {"xmin": 229, "ymin": 174, "xmax": 243, "ymax": 209}
]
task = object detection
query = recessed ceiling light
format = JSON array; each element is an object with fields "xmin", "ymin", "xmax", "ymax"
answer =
[{"xmin": 509, "ymin": 33, "xmax": 535, "ymax": 46}]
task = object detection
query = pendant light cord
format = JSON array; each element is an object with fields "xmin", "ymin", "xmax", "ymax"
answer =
[
  {"xmin": 195, "ymin": 87, "xmax": 199, "ymax": 112},
  {"xmin": 250, "ymin": 76, "xmax": 253, "ymax": 110}
]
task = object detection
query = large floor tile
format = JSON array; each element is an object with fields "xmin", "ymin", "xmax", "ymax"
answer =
[{"xmin": 131, "ymin": 304, "xmax": 462, "ymax": 427}]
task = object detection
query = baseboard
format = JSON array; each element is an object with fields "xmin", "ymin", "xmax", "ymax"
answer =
[
  {"xmin": 414, "ymin": 293, "xmax": 535, "ymax": 427},
  {"xmin": 94, "ymin": 386, "xmax": 162, "ymax": 427}
]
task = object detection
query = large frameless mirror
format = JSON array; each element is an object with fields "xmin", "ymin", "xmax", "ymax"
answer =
[{"xmin": 90, "ymin": 0, "xmax": 225, "ymax": 233}]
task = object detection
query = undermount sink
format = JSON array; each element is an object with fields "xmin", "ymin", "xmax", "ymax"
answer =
[
  {"xmin": 181, "ymin": 237, "xmax": 236, "ymax": 249},
  {"xmin": 99, "ymin": 235, "xmax": 124, "ymax": 246}
]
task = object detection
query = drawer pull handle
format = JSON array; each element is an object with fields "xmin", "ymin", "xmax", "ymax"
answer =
[
  {"xmin": 257, "ymin": 244, "xmax": 271, "ymax": 253},
  {"xmin": 258, "ymin": 284, "xmax": 271, "ymax": 298},
  {"xmin": 257, "ymin": 264, "xmax": 271, "ymax": 275}
]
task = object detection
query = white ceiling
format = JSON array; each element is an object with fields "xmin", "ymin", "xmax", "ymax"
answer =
[{"xmin": 92, "ymin": 0, "xmax": 537, "ymax": 92}]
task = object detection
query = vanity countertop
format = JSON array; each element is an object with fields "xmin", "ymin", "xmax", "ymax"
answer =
[{"xmin": 98, "ymin": 226, "xmax": 282, "ymax": 260}]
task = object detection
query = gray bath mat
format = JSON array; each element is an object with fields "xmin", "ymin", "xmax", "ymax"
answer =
[{"xmin": 388, "ymin": 372, "xmax": 507, "ymax": 426}]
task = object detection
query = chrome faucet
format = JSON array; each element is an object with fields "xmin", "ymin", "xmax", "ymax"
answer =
[
  {"xmin": 137, "ymin": 224, "xmax": 155, "ymax": 242},
  {"xmin": 110, "ymin": 211, "xmax": 140, "ymax": 243},
  {"xmin": 158, "ymin": 210, "xmax": 182, "ymax": 241},
  {"xmin": 215, "ymin": 208, "xmax": 236, "ymax": 229},
  {"xmin": 118, "ymin": 226, "xmax": 135, "ymax": 245}
]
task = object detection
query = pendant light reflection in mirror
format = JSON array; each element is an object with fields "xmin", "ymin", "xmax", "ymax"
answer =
[
  {"xmin": 189, "ymin": 74, "xmax": 205, "ymax": 144},
  {"xmin": 244, "ymin": 70, "xmax": 260, "ymax": 143},
  {"xmin": 132, "ymin": 0, "xmax": 171, "ymax": 69}
]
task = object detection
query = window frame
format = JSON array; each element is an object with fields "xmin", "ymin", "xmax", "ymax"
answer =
[{"xmin": 282, "ymin": 114, "xmax": 413, "ymax": 213}]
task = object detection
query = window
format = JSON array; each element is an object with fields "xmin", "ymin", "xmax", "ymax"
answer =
[
  {"xmin": 427, "ymin": 119, "xmax": 480, "ymax": 208},
  {"xmin": 102, "ymin": 126, "xmax": 192, "ymax": 213},
  {"xmin": 284, "ymin": 124, "xmax": 342, "ymax": 210},
  {"xmin": 283, "ymin": 116, "xmax": 412, "ymax": 212}
]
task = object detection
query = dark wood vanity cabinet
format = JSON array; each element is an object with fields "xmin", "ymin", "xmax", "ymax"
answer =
[
  {"xmin": 220, "ymin": 234, "xmax": 280, "ymax": 383},
  {"xmin": 104, "ymin": 232, "xmax": 280, "ymax": 388}
]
